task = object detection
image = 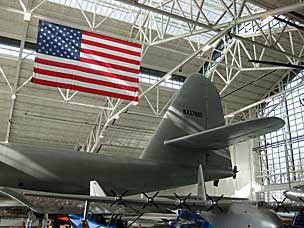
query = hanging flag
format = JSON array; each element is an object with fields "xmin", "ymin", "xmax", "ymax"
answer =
[{"xmin": 32, "ymin": 20, "xmax": 141, "ymax": 101}]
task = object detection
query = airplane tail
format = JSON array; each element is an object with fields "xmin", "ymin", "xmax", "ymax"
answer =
[
  {"xmin": 140, "ymin": 73, "xmax": 229, "ymax": 167},
  {"xmin": 140, "ymin": 73, "xmax": 284, "ymax": 176}
]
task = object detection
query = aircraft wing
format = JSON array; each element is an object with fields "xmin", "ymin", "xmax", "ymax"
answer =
[
  {"xmin": 3, "ymin": 187, "xmax": 302, "ymax": 215},
  {"xmin": 0, "ymin": 187, "xmax": 212, "ymax": 214},
  {"xmin": 164, "ymin": 117, "xmax": 284, "ymax": 149}
]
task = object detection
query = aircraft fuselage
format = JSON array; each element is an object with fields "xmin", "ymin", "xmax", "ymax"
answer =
[{"xmin": 0, "ymin": 143, "xmax": 233, "ymax": 194}]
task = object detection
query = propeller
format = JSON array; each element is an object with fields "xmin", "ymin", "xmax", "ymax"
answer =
[
  {"xmin": 173, "ymin": 193, "xmax": 192, "ymax": 211},
  {"xmin": 206, "ymin": 194, "xmax": 224, "ymax": 212},
  {"xmin": 272, "ymin": 196, "xmax": 289, "ymax": 213},
  {"xmin": 233, "ymin": 165, "xmax": 238, "ymax": 179},
  {"xmin": 142, "ymin": 191, "xmax": 159, "ymax": 209},
  {"xmin": 110, "ymin": 190, "xmax": 128, "ymax": 207}
]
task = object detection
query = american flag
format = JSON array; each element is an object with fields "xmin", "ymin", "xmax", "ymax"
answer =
[{"xmin": 32, "ymin": 20, "xmax": 141, "ymax": 101}]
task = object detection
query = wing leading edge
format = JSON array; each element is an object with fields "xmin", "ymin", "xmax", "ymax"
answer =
[{"xmin": 164, "ymin": 117, "xmax": 284, "ymax": 149}]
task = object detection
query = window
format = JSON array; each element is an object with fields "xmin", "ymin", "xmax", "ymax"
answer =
[{"xmin": 255, "ymin": 71, "xmax": 304, "ymax": 186}]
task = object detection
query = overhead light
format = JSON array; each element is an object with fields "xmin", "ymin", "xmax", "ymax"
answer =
[
  {"xmin": 11, "ymin": 94, "xmax": 16, "ymax": 100},
  {"xmin": 202, "ymin": 44, "xmax": 212, "ymax": 52},
  {"xmin": 226, "ymin": 114, "xmax": 234, "ymax": 118},
  {"xmin": 265, "ymin": 98, "xmax": 272, "ymax": 103},
  {"xmin": 262, "ymin": 16, "xmax": 273, "ymax": 24},
  {"xmin": 164, "ymin": 74, "xmax": 171, "ymax": 80},
  {"xmin": 99, "ymin": 135, "xmax": 104, "ymax": 139},
  {"xmin": 132, "ymin": 101, "xmax": 138, "ymax": 106},
  {"xmin": 114, "ymin": 115, "xmax": 120, "ymax": 120},
  {"xmin": 24, "ymin": 12, "xmax": 31, "ymax": 21}
]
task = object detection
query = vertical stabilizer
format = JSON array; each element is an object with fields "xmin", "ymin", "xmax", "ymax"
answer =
[{"xmin": 140, "ymin": 73, "xmax": 231, "ymax": 170}]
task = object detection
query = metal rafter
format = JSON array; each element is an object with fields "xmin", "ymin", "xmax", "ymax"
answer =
[{"xmin": 5, "ymin": 0, "xmax": 32, "ymax": 143}]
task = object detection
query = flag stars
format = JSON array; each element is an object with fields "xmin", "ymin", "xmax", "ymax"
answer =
[{"xmin": 37, "ymin": 21, "xmax": 81, "ymax": 60}]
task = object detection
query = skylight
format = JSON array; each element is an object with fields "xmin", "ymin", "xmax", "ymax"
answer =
[{"xmin": 46, "ymin": 0, "xmax": 263, "ymax": 45}]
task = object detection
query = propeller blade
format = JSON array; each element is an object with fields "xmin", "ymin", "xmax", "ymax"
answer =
[
  {"xmin": 272, "ymin": 196, "xmax": 279, "ymax": 203},
  {"xmin": 142, "ymin": 192, "xmax": 149, "ymax": 198},
  {"xmin": 206, "ymin": 205, "xmax": 213, "ymax": 211},
  {"xmin": 282, "ymin": 196, "xmax": 288, "ymax": 203},
  {"xmin": 152, "ymin": 191, "xmax": 159, "ymax": 198},
  {"xmin": 122, "ymin": 201, "xmax": 127, "ymax": 208},
  {"xmin": 185, "ymin": 204, "xmax": 191, "ymax": 211},
  {"xmin": 185, "ymin": 193, "xmax": 192, "ymax": 201},
  {"xmin": 174, "ymin": 193, "xmax": 180, "ymax": 200},
  {"xmin": 282, "ymin": 205, "xmax": 289, "ymax": 213},
  {"xmin": 206, "ymin": 194, "xmax": 212, "ymax": 201},
  {"xmin": 111, "ymin": 190, "xmax": 118, "ymax": 197},
  {"xmin": 216, "ymin": 194, "xmax": 224, "ymax": 202},
  {"xmin": 215, "ymin": 204, "xmax": 223, "ymax": 212},
  {"xmin": 121, "ymin": 190, "xmax": 128, "ymax": 197},
  {"xmin": 153, "ymin": 202, "xmax": 159, "ymax": 209}
]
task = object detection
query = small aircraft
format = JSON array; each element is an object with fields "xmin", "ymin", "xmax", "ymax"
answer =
[{"xmin": 0, "ymin": 72, "xmax": 285, "ymax": 227}]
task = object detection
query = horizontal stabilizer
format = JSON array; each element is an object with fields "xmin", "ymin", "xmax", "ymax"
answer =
[{"xmin": 164, "ymin": 117, "xmax": 284, "ymax": 149}]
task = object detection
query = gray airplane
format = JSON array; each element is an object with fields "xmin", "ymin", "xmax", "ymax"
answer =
[
  {"xmin": 0, "ymin": 73, "xmax": 286, "ymax": 228},
  {"xmin": 0, "ymin": 73, "xmax": 284, "ymax": 195}
]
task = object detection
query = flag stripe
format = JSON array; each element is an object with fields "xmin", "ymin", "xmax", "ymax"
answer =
[
  {"xmin": 80, "ymin": 57, "xmax": 140, "ymax": 74},
  {"xmin": 35, "ymin": 55, "xmax": 139, "ymax": 82},
  {"xmin": 32, "ymin": 77, "xmax": 139, "ymax": 101},
  {"xmin": 82, "ymin": 31, "xmax": 141, "ymax": 49},
  {"xmin": 82, "ymin": 39, "xmax": 141, "ymax": 57},
  {"xmin": 81, "ymin": 43, "xmax": 141, "ymax": 62},
  {"xmin": 35, "ymin": 62, "xmax": 139, "ymax": 87},
  {"xmin": 82, "ymin": 34, "xmax": 141, "ymax": 53},
  {"xmin": 80, "ymin": 47, "xmax": 140, "ymax": 65},
  {"xmin": 34, "ymin": 73, "xmax": 138, "ymax": 97},
  {"xmin": 34, "ymin": 68, "xmax": 138, "ymax": 92},
  {"xmin": 80, "ymin": 52, "xmax": 139, "ymax": 70}
]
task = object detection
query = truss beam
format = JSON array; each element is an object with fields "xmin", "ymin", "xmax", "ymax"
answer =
[
  {"xmin": 5, "ymin": 0, "xmax": 32, "ymax": 143},
  {"xmin": 230, "ymin": 33, "xmax": 304, "ymax": 63},
  {"xmin": 114, "ymin": 0, "xmax": 212, "ymax": 30}
]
